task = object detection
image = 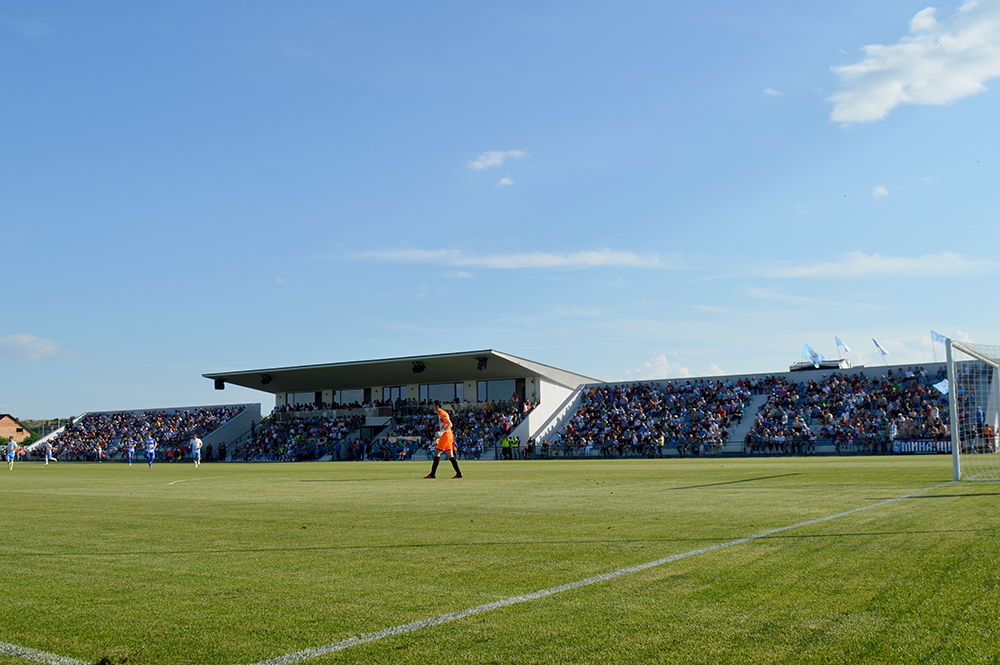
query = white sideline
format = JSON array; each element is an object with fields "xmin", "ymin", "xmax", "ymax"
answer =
[
  {"xmin": 0, "ymin": 642, "xmax": 90, "ymax": 665},
  {"xmin": 0, "ymin": 481, "xmax": 952, "ymax": 665},
  {"xmin": 246, "ymin": 481, "xmax": 953, "ymax": 665}
]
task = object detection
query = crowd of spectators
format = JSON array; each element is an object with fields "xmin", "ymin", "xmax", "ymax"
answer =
[
  {"xmin": 392, "ymin": 400, "xmax": 530, "ymax": 460},
  {"xmin": 550, "ymin": 380, "xmax": 750, "ymax": 458},
  {"xmin": 743, "ymin": 366, "xmax": 949, "ymax": 455},
  {"xmin": 233, "ymin": 415, "xmax": 364, "ymax": 461},
  {"xmin": 40, "ymin": 406, "xmax": 246, "ymax": 462},
  {"xmin": 36, "ymin": 366, "xmax": 970, "ymax": 464},
  {"xmin": 242, "ymin": 399, "xmax": 528, "ymax": 462},
  {"xmin": 544, "ymin": 367, "xmax": 959, "ymax": 458}
]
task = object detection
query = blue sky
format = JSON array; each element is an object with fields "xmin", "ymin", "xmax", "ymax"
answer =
[{"xmin": 3, "ymin": 1, "xmax": 999, "ymax": 418}]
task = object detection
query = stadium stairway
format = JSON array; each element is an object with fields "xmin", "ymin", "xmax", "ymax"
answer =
[{"xmin": 722, "ymin": 393, "xmax": 767, "ymax": 455}]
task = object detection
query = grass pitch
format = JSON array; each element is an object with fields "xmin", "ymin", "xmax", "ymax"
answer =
[{"xmin": 1, "ymin": 457, "xmax": 998, "ymax": 665}]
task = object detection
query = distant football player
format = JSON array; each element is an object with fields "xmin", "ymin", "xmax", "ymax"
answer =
[
  {"xmin": 6, "ymin": 437, "xmax": 16, "ymax": 470},
  {"xmin": 145, "ymin": 436, "xmax": 157, "ymax": 469},
  {"xmin": 191, "ymin": 434, "xmax": 203, "ymax": 468},
  {"xmin": 424, "ymin": 401, "xmax": 463, "ymax": 479}
]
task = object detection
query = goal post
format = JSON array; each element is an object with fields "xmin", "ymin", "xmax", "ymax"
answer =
[{"xmin": 947, "ymin": 339, "xmax": 1000, "ymax": 481}]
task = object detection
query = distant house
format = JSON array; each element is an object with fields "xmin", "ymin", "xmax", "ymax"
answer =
[{"xmin": 0, "ymin": 414, "xmax": 33, "ymax": 443}]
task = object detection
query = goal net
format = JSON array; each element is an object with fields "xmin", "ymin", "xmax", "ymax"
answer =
[{"xmin": 948, "ymin": 339, "xmax": 1000, "ymax": 480}]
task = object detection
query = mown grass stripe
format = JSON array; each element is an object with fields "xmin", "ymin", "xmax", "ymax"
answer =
[{"xmin": 248, "ymin": 480, "xmax": 953, "ymax": 665}]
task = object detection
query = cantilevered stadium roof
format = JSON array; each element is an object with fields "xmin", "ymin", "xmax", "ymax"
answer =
[{"xmin": 203, "ymin": 350, "xmax": 600, "ymax": 395}]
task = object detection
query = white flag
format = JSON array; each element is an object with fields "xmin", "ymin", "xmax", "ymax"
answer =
[
  {"xmin": 933, "ymin": 379, "xmax": 949, "ymax": 395},
  {"xmin": 873, "ymin": 338, "xmax": 890, "ymax": 356},
  {"xmin": 931, "ymin": 330, "xmax": 948, "ymax": 345},
  {"xmin": 835, "ymin": 336, "xmax": 851, "ymax": 352}
]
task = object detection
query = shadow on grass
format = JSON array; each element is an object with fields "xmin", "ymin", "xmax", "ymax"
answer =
[
  {"xmin": 764, "ymin": 527, "xmax": 995, "ymax": 540},
  {"xmin": 667, "ymin": 473, "xmax": 801, "ymax": 490},
  {"xmin": 906, "ymin": 492, "xmax": 1000, "ymax": 498}
]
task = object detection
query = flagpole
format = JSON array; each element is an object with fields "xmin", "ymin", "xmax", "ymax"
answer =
[{"xmin": 873, "ymin": 339, "xmax": 890, "ymax": 366}]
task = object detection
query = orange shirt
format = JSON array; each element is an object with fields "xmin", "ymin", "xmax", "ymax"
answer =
[{"xmin": 436, "ymin": 407, "xmax": 455, "ymax": 451}]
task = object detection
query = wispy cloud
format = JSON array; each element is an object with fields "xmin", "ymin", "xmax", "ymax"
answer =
[
  {"xmin": 356, "ymin": 248, "xmax": 674, "ymax": 270},
  {"xmin": 872, "ymin": 185, "xmax": 889, "ymax": 199},
  {"xmin": 739, "ymin": 287, "xmax": 872, "ymax": 309},
  {"xmin": 830, "ymin": 1, "xmax": 1000, "ymax": 122},
  {"xmin": 466, "ymin": 150, "xmax": 526, "ymax": 171},
  {"xmin": 497, "ymin": 177, "xmax": 514, "ymax": 186},
  {"xmin": 757, "ymin": 251, "xmax": 991, "ymax": 278},
  {"xmin": 764, "ymin": 88, "xmax": 784, "ymax": 96},
  {"xmin": 552, "ymin": 305, "xmax": 603, "ymax": 317},
  {"xmin": 0, "ymin": 333, "xmax": 62, "ymax": 361}
]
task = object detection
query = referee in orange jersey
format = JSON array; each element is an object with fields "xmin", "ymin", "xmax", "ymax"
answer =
[{"xmin": 425, "ymin": 401, "xmax": 463, "ymax": 479}]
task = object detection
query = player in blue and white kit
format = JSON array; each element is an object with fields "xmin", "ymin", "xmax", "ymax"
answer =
[
  {"xmin": 190, "ymin": 435, "xmax": 203, "ymax": 468},
  {"xmin": 44, "ymin": 441, "xmax": 56, "ymax": 465},
  {"xmin": 6, "ymin": 437, "xmax": 17, "ymax": 470},
  {"xmin": 145, "ymin": 436, "xmax": 157, "ymax": 468},
  {"xmin": 126, "ymin": 439, "xmax": 136, "ymax": 466}
]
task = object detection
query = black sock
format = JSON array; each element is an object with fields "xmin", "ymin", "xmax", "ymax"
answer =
[
  {"xmin": 450, "ymin": 458, "xmax": 462, "ymax": 475},
  {"xmin": 430, "ymin": 458, "xmax": 440, "ymax": 476}
]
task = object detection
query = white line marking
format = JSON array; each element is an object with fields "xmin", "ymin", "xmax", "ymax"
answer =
[
  {"xmin": 167, "ymin": 476, "xmax": 221, "ymax": 486},
  {"xmin": 0, "ymin": 641, "xmax": 91, "ymax": 665},
  {"xmin": 247, "ymin": 481, "xmax": 954, "ymax": 665}
]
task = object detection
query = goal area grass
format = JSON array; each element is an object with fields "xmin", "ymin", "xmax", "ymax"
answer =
[{"xmin": 1, "ymin": 457, "xmax": 998, "ymax": 665}]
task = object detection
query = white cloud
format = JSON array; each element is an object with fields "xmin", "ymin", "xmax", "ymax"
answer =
[
  {"xmin": 466, "ymin": 150, "xmax": 526, "ymax": 171},
  {"xmin": 829, "ymin": 1, "xmax": 1000, "ymax": 123},
  {"xmin": 758, "ymin": 251, "xmax": 992, "ymax": 278},
  {"xmin": 910, "ymin": 7, "xmax": 939, "ymax": 33},
  {"xmin": 872, "ymin": 184, "xmax": 889, "ymax": 199},
  {"xmin": 0, "ymin": 333, "xmax": 61, "ymax": 361},
  {"xmin": 764, "ymin": 88, "xmax": 785, "ymax": 96},
  {"xmin": 623, "ymin": 354, "xmax": 692, "ymax": 381},
  {"xmin": 356, "ymin": 248, "xmax": 673, "ymax": 270},
  {"xmin": 497, "ymin": 177, "xmax": 514, "ymax": 186},
  {"xmin": 276, "ymin": 277, "xmax": 288, "ymax": 284}
]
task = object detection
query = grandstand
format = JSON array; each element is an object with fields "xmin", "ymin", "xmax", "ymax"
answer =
[
  {"xmin": 205, "ymin": 350, "xmax": 958, "ymax": 460},
  {"xmin": 35, "ymin": 403, "xmax": 259, "ymax": 462}
]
